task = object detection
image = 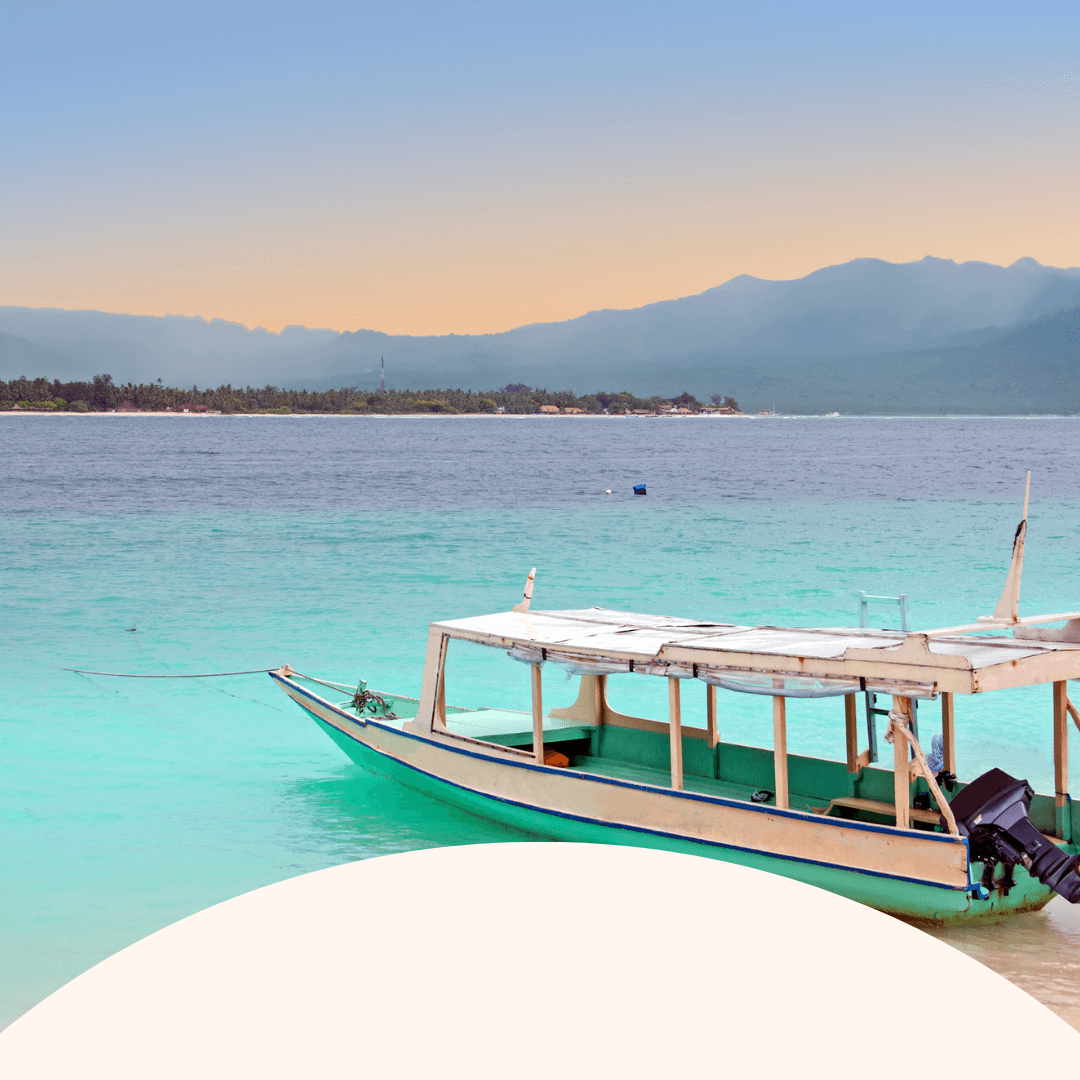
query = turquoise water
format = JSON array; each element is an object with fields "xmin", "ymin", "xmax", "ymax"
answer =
[{"xmin": 3, "ymin": 415, "xmax": 1080, "ymax": 1027}]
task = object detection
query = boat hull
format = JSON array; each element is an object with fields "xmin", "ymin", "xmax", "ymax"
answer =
[{"xmin": 275, "ymin": 674, "xmax": 1060, "ymax": 925}]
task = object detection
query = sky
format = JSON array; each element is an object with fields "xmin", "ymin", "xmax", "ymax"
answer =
[{"xmin": 1, "ymin": 0, "xmax": 1078, "ymax": 335}]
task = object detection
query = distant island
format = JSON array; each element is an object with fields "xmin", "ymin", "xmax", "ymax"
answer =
[
  {"xmin": 0, "ymin": 375, "xmax": 743, "ymax": 416},
  {"xmin": 3, "ymin": 256, "xmax": 1079, "ymax": 413}
]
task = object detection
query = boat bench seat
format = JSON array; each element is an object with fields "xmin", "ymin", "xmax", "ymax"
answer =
[
  {"xmin": 819, "ymin": 796, "xmax": 943, "ymax": 827},
  {"xmin": 472, "ymin": 725, "xmax": 594, "ymax": 749}
]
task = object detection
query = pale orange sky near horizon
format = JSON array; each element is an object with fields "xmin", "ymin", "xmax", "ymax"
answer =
[{"xmin": 3, "ymin": 3, "xmax": 1078, "ymax": 337}]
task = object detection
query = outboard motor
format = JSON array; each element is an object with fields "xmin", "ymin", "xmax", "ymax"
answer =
[{"xmin": 948, "ymin": 768, "xmax": 1080, "ymax": 902}]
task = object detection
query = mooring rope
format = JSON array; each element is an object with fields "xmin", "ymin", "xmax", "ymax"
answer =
[
  {"xmin": 886, "ymin": 712, "xmax": 960, "ymax": 837},
  {"xmin": 61, "ymin": 666, "xmax": 384, "ymax": 713},
  {"xmin": 63, "ymin": 667, "xmax": 275, "ymax": 678}
]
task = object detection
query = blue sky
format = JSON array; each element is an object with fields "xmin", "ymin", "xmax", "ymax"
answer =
[{"xmin": 2, "ymin": 1, "xmax": 1078, "ymax": 332}]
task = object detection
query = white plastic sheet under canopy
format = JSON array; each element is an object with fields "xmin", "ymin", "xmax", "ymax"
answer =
[
  {"xmin": 696, "ymin": 671, "xmax": 859, "ymax": 698},
  {"xmin": 505, "ymin": 644, "xmax": 630, "ymax": 675},
  {"xmin": 507, "ymin": 645, "xmax": 861, "ymax": 695}
]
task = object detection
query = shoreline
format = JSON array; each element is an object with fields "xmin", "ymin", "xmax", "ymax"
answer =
[{"xmin": 3, "ymin": 411, "xmax": 1079, "ymax": 420}]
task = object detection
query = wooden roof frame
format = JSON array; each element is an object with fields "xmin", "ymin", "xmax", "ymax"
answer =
[{"xmin": 431, "ymin": 607, "xmax": 1080, "ymax": 696}]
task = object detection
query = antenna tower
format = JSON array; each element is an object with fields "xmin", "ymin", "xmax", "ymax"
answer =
[{"xmin": 380, "ymin": 355, "xmax": 386, "ymax": 395}]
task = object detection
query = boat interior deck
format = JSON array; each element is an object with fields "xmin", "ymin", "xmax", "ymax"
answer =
[
  {"xmin": 440, "ymin": 707, "xmax": 971, "ymax": 827},
  {"xmin": 326, "ymin": 688, "xmax": 1064, "ymax": 838}
]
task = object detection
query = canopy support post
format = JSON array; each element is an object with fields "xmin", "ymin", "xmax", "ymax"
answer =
[
  {"xmin": 1054, "ymin": 681, "xmax": 1070, "ymax": 840},
  {"xmin": 706, "ymin": 683, "xmax": 719, "ymax": 779},
  {"xmin": 532, "ymin": 663, "xmax": 544, "ymax": 765},
  {"xmin": 435, "ymin": 636, "xmax": 448, "ymax": 728},
  {"xmin": 941, "ymin": 692, "xmax": 956, "ymax": 776},
  {"xmin": 773, "ymin": 694, "xmax": 788, "ymax": 809},
  {"xmin": 594, "ymin": 674, "xmax": 607, "ymax": 726},
  {"xmin": 668, "ymin": 676, "xmax": 683, "ymax": 790},
  {"xmin": 892, "ymin": 696, "xmax": 912, "ymax": 829},
  {"xmin": 593, "ymin": 674, "xmax": 606, "ymax": 756},
  {"xmin": 845, "ymin": 694, "xmax": 859, "ymax": 773},
  {"xmin": 706, "ymin": 684, "xmax": 719, "ymax": 748}
]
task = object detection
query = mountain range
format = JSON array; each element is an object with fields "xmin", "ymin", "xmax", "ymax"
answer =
[{"xmin": 2, "ymin": 255, "xmax": 1079, "ymax": 412}]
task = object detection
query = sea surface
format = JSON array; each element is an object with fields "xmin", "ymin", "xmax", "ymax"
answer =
[{"xmin": 3, "ymin": 414, "xmax": 1080, "ymax": 1029}]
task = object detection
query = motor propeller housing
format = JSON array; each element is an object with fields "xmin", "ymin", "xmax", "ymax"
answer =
[{"xmin": 947, "ymin": 768, "xmax": 1080, "ymax": 902}]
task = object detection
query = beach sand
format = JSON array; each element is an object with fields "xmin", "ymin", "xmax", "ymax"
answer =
[{"xmin": 929, "ymin": 897, "xmax": 1080, "ymax": 1029}]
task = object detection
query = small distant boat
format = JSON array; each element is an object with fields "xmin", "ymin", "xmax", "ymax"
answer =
[
  {"xmin": 633, "ymin": 483, "xmax": 647, "ymax": 496},
  {"xmin": 272, "ymin": 475, "xmax": 1080, "ymax": 924}
]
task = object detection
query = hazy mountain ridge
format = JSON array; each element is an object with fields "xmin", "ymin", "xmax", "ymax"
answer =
[
  {"xmin": 299, "ymin": 256, "xmax": 1080, "ymax": 383},
  {"xmin": 2, "ymin": 256, "xmax": 1079, "ymax": 412},
  {"xmin": 0, "ymin": 308, "xmax": 338, "ymax": 385},
  {"xmin": 725, "ymin": 303, "xmax": 1080, "ymax": 414},
  {"xmin": 309, "ymin": 303, "xmax": 1080, "ymax": 414}
]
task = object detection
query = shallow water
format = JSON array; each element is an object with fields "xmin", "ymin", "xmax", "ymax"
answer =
[{"xmin": 2, "ymin": 414, "xmax": 1080, "ymax": 1028}]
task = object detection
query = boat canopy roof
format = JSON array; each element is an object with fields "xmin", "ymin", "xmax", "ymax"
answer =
[{"xmin": 432, "ymin": 607, "xmax": 1080, "ymax": 696}]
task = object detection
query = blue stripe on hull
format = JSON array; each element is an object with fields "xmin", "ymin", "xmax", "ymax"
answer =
[
  {"xmin": 277, "ymin": 676, "xmax": 1058, "ymax": 924},
  {"xmin": 273, "ymin": 673, "xmax": 959, "ymax": 845},
  {"xmin": 298, "ymin": 707, "xmax": 985, "ymax": 922}
]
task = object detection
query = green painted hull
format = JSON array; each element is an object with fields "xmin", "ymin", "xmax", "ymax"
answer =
[{"xmin": 306, "ymin": 711, "xmax": 1062, "ymax": 926}]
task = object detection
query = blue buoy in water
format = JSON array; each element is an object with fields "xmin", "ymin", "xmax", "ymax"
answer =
[{"xmin": 633, "ymin": 483, "xmax": 647, "ymax": 496}]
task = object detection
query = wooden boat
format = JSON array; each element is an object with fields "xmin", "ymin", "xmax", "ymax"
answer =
[{"xmin": 272, "ymin": 480, "xmax": 1080, "ymax": 924}]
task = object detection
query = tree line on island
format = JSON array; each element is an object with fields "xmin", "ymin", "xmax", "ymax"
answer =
[{"xmin": 1, "ymin": 375, "xmax": 742, "ymax": 415}]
